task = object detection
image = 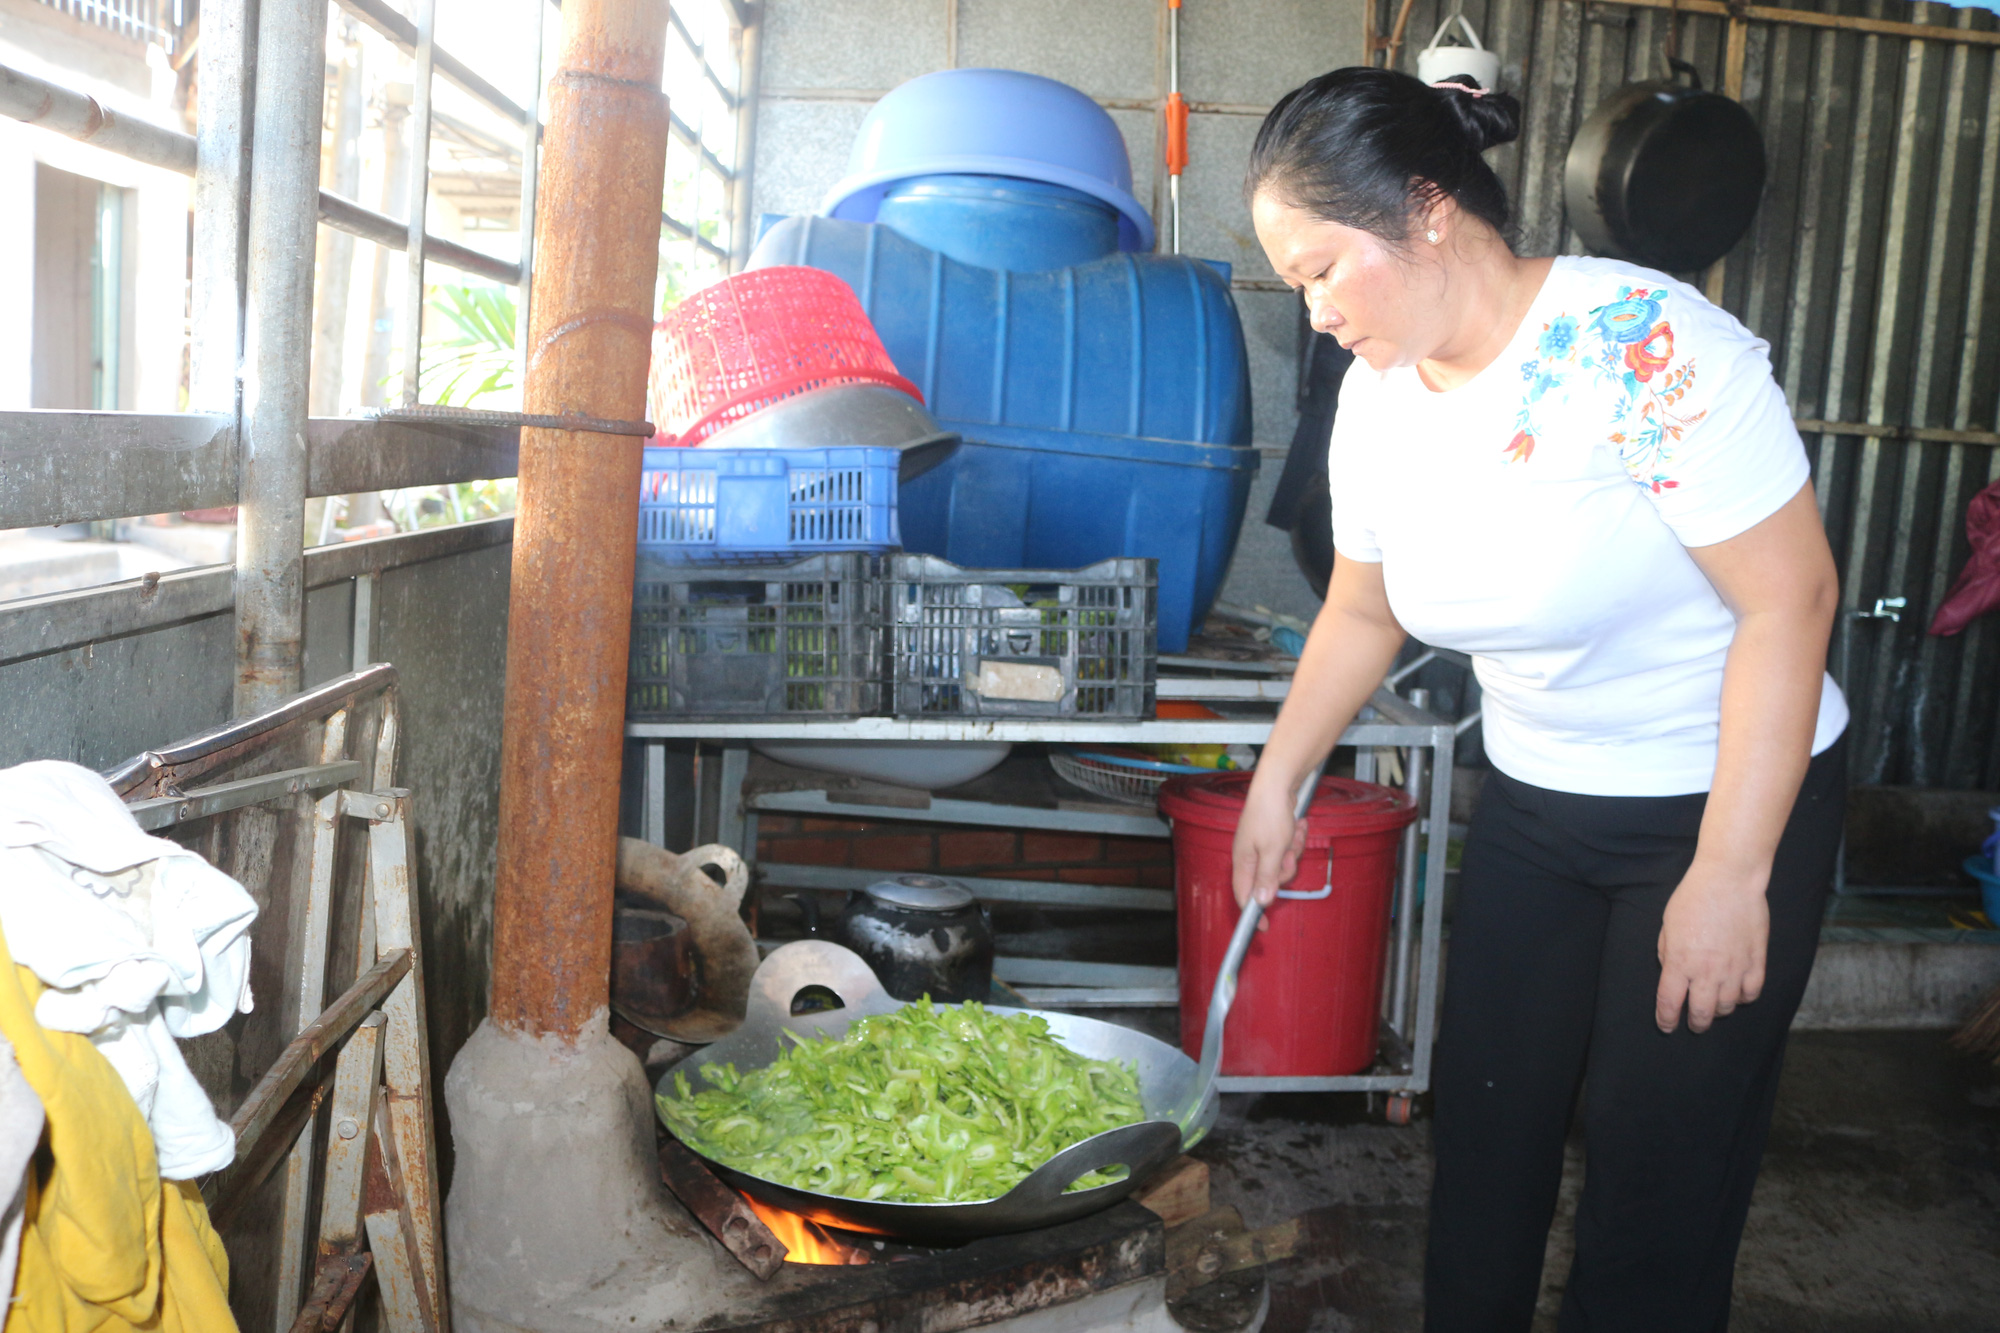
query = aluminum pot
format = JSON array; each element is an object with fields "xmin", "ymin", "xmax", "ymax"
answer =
[
  {"xmin": 798, "ymin": 874, "xmax": 995, "ymax": 1003},
  {"xmin": 1564, "ymin": 59, "xmax": 1765, "ymax": 274}
]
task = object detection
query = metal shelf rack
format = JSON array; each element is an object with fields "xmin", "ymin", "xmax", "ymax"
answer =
[{"xmin": 627, "ymin": 681, "xmax": 1455, "ymax": 1102}]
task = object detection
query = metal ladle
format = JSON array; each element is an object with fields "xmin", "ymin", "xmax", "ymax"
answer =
[{"xmin": 1173, "ymin": 758, "xmax": 1327, "ymax": 1136}]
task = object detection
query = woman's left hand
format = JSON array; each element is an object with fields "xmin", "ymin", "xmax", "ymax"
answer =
[{"xmin": 1656, "ymin": 862, "xmax": 1770, "ymax": 1034}]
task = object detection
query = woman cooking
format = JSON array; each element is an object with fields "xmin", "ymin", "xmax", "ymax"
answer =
[{"xmin": 1232, "ymin": 68, "xmax": 1847, "ymax": 1332}]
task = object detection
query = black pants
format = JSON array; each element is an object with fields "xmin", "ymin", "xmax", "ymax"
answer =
[{"xmin": 1424, "ymin": 736, "xmax": 1847, "ymax": 1333}]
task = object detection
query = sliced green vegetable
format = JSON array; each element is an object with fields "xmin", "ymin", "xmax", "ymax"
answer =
[{"xmin": 655, "ymin": 999, "xmax": 1145, "ymax": 1204}]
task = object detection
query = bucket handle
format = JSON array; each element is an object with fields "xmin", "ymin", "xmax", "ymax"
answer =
[
  {"xmin": 1274, "ymin": 851, "xmax": 1335, "ymax": 901},
  {"xmin": 1424, "ymin": 13, "xmax": 1487, "ymax": 55}
]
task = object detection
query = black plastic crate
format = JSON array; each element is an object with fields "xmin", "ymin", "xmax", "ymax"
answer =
[
  {"xmin": 629, "ymin": 553, "xmax": 887, "ymax": 719},
  {"xmin": 887, "ymin": 555, "xmax": 1156, "ymax": 718}
]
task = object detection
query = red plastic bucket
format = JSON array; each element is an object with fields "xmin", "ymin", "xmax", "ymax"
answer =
[{"xmin": 1159, "ymin": 772, "xmax": 1417, "ymax": 1077}]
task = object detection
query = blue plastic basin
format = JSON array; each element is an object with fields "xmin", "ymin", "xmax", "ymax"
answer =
[
  {"xmin": 901, "ymin": 421, "xmax": 1261, "ymax": 653},
  {"xmin": 822, "ymin": 68, "xmax": 1155, "ymax": 252}
]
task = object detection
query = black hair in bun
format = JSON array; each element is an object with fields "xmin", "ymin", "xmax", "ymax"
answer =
[
  {"xmin": 1435, "ymin": 77, "xmax": 1522, "ymax": 154},
  {"xmin": 1247, "ymin": 67, "xmax": 1522, "ymax": 246}
]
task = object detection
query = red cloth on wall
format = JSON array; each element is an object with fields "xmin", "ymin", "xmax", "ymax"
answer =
[{"xmin": 1929, "ymin": 480, "xmax": 2000, "ymax": 636}]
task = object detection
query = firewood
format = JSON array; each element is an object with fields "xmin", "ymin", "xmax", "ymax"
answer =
[
  {"xmin": 1134, "ymin": 1155, "xmax": 1211, "ymax": 1228},
  {"xmin": 1165, "ymin": 1205, "xmax": 1302, "ymax": 1299}
]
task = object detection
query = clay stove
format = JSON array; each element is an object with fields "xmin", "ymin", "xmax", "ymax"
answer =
[{"xmin": 654, "ymin": 1135, "xmax": 1173, "ymax": 1333}]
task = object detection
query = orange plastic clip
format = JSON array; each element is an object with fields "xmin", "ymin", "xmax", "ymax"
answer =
[{"xmin": 1165, "ymin": 91, "xmax": 1189, "ymax": 176}]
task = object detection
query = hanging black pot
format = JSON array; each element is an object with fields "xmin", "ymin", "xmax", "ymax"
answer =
[{"xmin": 1563, "ymin": 58, "xmax": 1766, "ymax": 273}]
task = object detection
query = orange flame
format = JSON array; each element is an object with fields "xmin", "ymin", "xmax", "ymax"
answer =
[{"xmin": 742, "ymin": 1195, "xmax": 867, "ymax": 1265}]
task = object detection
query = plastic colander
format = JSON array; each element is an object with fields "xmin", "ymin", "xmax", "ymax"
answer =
[{"xmin": 648, "ymin": 267, "xmax": 923, "ymax": 447}]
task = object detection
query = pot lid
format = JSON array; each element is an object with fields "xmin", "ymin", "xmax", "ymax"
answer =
[
  {"xmin": 861, "ymin": 874, "xmax": 975, "ymax": 912},
  {"xmin": 1157, "ymin": 772, "xmax": 1418, "ymax": 838}
]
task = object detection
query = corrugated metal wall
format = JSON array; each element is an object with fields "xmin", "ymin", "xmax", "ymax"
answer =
[{"xmin": 1373, "ymin": 0, "xmax": 2000, "ymax": 789}]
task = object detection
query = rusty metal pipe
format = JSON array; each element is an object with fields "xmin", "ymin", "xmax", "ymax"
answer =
[{"xmin": 488, "ymin": 0, "xmax": 670, "ymax": 1039}]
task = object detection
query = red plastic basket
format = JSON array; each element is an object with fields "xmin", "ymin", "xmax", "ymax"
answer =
[{"xmin": 648, "ymin": 267, "xmax": 924, "ymax": 446}]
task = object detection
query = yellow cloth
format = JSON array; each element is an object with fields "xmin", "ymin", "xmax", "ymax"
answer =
[{"xmin": 0, "ymin": 920, "xmax": 236, "ymax": 1332}]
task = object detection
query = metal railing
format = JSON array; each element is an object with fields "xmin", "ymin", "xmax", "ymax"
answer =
[
  {"xmin": 36, "ymin": 0, "xmax": 181, "ymax": 52},
  {"xmin": 1, "ymin": 0, "xmax": 761, "ymax": 707}
]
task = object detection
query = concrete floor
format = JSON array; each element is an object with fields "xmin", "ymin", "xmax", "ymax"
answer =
[{"xmin": 1191, "ymin": 1031, "xmax": 2000, "ymax": 1332}]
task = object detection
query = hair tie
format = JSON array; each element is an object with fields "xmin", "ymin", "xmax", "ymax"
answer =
[{"xmin": 1431, "ymin": 81, "xmax": 1489, "ymax": 98}]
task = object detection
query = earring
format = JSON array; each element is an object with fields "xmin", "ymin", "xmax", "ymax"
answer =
[{"xmin": 1426, "ymin": 228, "xmax": 1441, "ymax": 244}]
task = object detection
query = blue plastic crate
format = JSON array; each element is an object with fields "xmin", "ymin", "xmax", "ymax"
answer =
[{"xmin": 637, "ymin": 446, "xmax": 900, "ymax": 565}]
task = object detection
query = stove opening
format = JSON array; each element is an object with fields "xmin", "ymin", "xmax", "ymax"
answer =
[{"xmin": 739, "ymin": 1195, "xmax": 871, "ymax": 1265}]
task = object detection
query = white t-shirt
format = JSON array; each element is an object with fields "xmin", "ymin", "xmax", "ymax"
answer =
[{"xmin": 1328, "ymin": 255, "xmax": 1848, "ymax": 797}]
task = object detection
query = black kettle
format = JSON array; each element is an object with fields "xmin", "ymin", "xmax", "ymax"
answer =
[{"xmin": 797, "ymin": 874, "xmax": 995, "ymax": 1003}]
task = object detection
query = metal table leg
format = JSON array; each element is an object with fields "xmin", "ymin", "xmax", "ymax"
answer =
[
  {"xmin": 718, "ymin": 744, "xmax": 751, "ymax": 858},
  {"xmin": 1389, "ymin": 689, "xmax": 1430, "ymax": 1036},
  {"xmin": 642, "ymin": 740, "xmax": 667, "ymax": 848}
]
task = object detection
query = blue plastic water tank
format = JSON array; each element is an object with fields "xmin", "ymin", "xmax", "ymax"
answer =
[
  {"xmin": 748, "ymin": 216, "xmax": 1258, "ymax": 651},
  {"xmin": 750, "ymin": 215, "xmax": 1250, "ymax": 446},
  {"xmin": 875, "ymin": 176, "xmax": 1121, "ymax": 273}
]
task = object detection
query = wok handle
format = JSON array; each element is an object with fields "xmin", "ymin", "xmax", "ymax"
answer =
[
  {"xmin": 682, "ymin": 844, "xmax": 750, "ymax": 910},
  {"xmin": 1001, "ymin": 1120, "xmax": 1185, "ymax": 1208},
  {"xmin": 741, "ymin": 940, "xmax": 893, "ymax": 1026}
]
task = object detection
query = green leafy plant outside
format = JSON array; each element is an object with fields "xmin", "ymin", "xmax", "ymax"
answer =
[{"xmin": 421, "ymin": 284, "xmax": 517, "ymax": 408}]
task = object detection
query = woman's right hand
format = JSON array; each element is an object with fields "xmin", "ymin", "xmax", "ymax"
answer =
[
  {"xmin": 1231, "ymin": 774, "xmax": 1310, "ymax": 909},
  {"xmin": 1226, "ymin": 554, "xmax": 1407, "ymax": 912}
]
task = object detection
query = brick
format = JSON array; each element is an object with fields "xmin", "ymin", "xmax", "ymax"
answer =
[
  {"xmin": 938, "ymin": 830, "xmax": 1018, "ymax": 868},
  {"xmin": 1136, "ymin": 862, "xmax": 1177, "ymax": 890},
  {"xmin": 851, "ymin": 834, "xmax": 936, "ymax": 871},
  {"xmin": 802, "ymin": 817, "xmax": 868, "ymax": 833},
  {"xmin": 1008, "ymin": 868, "xmax": 1059, "ymax": 881},
  {"xmin": 759, "ymin": 836, "xmax": 851, "ymax": 867},
  {"xmin": 1104, "ymin": 835, "xmax": 1173, "ymax": 864},
  {"xmin": 758, "ymin": 815, "xmax": 802, "ymax": 834},
  {"xmin": 1060, "ymin": 865, "xmax": 1139, "ymax": 885},
  {"xmin": 1021, "ymin": 832, "xmax": 1103, "ymax": 864}
]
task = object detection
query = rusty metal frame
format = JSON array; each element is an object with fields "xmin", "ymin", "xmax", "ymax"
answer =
[
  {"xmin": 109, "ymin": 666, "xmax": 443, "ymax": 1328},
  {"xmin": 215, "ymin": 950, "xmax": 412, "ymax": 1200},
  {"xmin": 101, "ymin": 663, "xmax": 399, "ymax": 798}
]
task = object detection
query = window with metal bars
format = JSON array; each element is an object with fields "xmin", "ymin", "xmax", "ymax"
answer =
[
  {"xmin": 33, "ymin": 0, "xmax": 183, "ymax": 51},
  {"xmin": 658, "ymin": 0, "xmax": 756, "ymax": 314}
]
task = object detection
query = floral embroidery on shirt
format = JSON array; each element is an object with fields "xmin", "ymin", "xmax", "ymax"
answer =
[{"xmin": 1505, "ymin": 285, "xmax": 1707, "ymax": 493}]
